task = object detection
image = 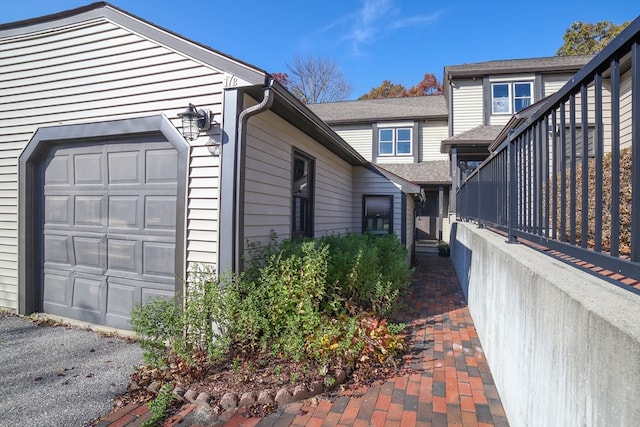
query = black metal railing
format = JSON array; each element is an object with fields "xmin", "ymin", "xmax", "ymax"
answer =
[{"xmin": 457, "ymin": 16, "xmax": 640, "ymax": 282}]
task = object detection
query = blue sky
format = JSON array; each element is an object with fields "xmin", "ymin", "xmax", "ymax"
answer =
[{"xmin": 1, "ymin": 1, "xmax": 638, "ymax": 99}]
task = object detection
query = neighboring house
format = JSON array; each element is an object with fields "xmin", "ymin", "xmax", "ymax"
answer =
[
  {"xmin": 0, "ymin": 3, "xmax": 421, "ymax": 329},
  {"xmin": 309, "ymin": 97, "xmax": 452, "ymax": 244},
  {"xmin": 440, "ymin": 55, "xmax": 593, "ymax": 214}
]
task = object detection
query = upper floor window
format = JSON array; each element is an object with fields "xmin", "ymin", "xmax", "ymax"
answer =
[
  {"xmin": 379, "ymin": 128, "xmax": 412, "ymax": 156},
  {"xmin": 492, "ymin": 82, "xmax": 533, "ymax": 115}
]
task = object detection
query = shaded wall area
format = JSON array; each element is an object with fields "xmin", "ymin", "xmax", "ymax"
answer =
[{"xmin": 450, "ymin": 222, "xmax": 640, "ymax": 427}]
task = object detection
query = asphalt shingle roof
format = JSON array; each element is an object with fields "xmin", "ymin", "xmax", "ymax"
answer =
[
  {"xmin": 375, "ymin": 161, "xmax": 451, "ymax": 185},
  {"xmin": 444, "ymin": 55, "xmax": 593, "ymax": 79},
  {"xmin": 308, "ymin": 96, "xmax": 448, "ymax": 124},
  {"xmin": 442, "ymin": 125, "xmax": 503, "ymax": 143}
]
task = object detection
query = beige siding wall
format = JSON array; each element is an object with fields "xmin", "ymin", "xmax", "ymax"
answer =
[
  {"xmin": 421, "ymin": 120, "xmax": 449, "ymax": 161},
  {"xmin": 619, "ymin": 69, "xmax": 632, "ymax": 149},
  {"xmin": 243, "ymin": 109, "xmax": 355, "ymax": 248},
  {"xmin": 452, "ymin": 79, "xmax": 484, "ymax": 135},
  {"xmin": 332, "ymin": 125, "xmax": 374, "ymax": 161},
  {"xmin": 352, "ymin": 167, "xmax": 405, "ymax": 243},
  {"xmin": 442, "ymin": 214, "xmax": 452, "ymax": 244},
  {"xmin": 543, "ymin": 74, "xmax": 572, "ymax": 97},
  {"xmin": 0, "ymin": 18, "xmax": 237, "ymax": 308}
]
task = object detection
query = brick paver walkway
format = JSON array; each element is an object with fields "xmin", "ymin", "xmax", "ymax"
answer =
[{"xmin": 97, "ymin": 254, "xmax": 509, "ymax": 427}]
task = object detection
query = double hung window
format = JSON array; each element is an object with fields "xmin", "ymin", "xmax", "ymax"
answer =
[
  {"xmin": 491, "ymin": 82, "xmax": 533, "ymax": 114},
  {"xmin": 378, "ymin": 128, "xmax": 412, "ymax": 156}
]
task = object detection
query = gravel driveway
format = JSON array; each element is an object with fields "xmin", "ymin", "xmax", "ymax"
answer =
[{"xmin": 0, "ymin": 313, "xmax": 143, "ymax": 427}]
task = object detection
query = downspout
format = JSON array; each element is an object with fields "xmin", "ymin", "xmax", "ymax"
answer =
[{"xmin": 233, "ymin": 80, "xmax": 274, "ymax": 273}]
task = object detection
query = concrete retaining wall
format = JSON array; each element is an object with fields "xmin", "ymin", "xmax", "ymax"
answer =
[{"xmin": 450, "ymin": 222, "xmax": 640, "ymax": 427}]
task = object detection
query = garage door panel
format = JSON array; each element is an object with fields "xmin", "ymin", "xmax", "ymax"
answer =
[
  {"xmin": 107, "ymin": 239, "xmax": 138, "ymax": 273},
  {"xmin": 108, "ymin": 196, "xmax": 139, "ymax": 228},
  {"xmin": 108, "ymin": 151, "xmax": 141, "ymax": 184},
  {"xmin": 141, "ymin": 287, "xmax": 174, "ymax": 303},
  {"xmin": 107, "ymin": 281, "xmax": 136, "ymax": 315},
  {"xmin": 44, "ymin": 196, "xmax": 71, "ymax": 225},
  {"xmin": 74, "ymin": 195, "xmax": 106, "ymax": 227},
  {"xmin": 145, "ymin": 196, "xmax": 176, "ymax": 229},
  {"xmin": 74, "ymin": 153, "xmax": 103, "ymax": 185},
  {"xmin": 73, "ymin": 236, "xmax": 105, "ymax": 269},
  {"xmin": 43, "ymin": 273, "xmax": 69, "ymax": 306},
  {"xmin": 72, "ymin": 275, "xmax": 105, "ymax": 312},
  {"xmin": 146, "ymin": 149, "xmax": 178, "ymax": 182},
  {"xmin": 142, "ymin": 242, "xmax": 175, "ymax": 277},
  {"xmin": 44, "ymin": 155, "xmax": 71, "ymax": 184},
  {"xmin": 44, "ymin": 235, "xmax": 71, "ymax": 264}
]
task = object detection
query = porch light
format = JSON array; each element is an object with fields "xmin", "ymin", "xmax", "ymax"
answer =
[{"xmin": 178, "ymin": 103, "xmax": 215, "ymax": 141}]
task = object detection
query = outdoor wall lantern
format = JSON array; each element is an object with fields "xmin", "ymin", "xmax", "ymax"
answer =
[{"xmin": 178, "ymin": 103, "xmax": 215, "ymax": 141}]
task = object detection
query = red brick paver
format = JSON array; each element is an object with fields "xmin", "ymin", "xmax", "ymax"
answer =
[
  {"xmin": 96, "ymin": 254, "xmax": 509, "ymax": 426},
  {"xmin": 255, "ymin": 254, "xmax": 509, "ymax": 427}
]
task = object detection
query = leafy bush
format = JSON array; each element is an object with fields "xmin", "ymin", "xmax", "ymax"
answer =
[
  {"xmin": 321, "ymin": 233, "xmax": 411, "ymax": 315},
  {"xmin": 142, "ymin": 383, "xmax": 175, "ymax": 427},
  {"xmin": 131, "ymin": 232, "xmax": 410, "ymax": 371},
  {"xmin": 130, "ymin": 296, "xmax": 182, "ymax": 367}
]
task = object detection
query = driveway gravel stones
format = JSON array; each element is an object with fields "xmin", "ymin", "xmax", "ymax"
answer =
[{"xmin": 0, "ymin": 313, "xmax": 143, "ymax": 427}]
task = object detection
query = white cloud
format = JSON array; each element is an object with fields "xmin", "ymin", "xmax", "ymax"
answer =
[{"xmin": 323, "ymin": 0, "xmax": 440, "ymax": 56}]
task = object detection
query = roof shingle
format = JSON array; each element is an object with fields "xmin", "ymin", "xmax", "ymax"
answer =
[
  {"xmin": 374, "ymin": 161, "xmax": 451, "ymax": 185},
  {"xmin": 308, "ymin": 96, "xmax": 447, "ymax": 124},
  {"xmin": 444, "ymin": 55, "xmax": 593, "ymax": 79}
]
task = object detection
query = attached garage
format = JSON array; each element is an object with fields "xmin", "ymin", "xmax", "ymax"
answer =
[
  {"xmin": 2, "ymin": 3, "xmax": 397, "ymax": 333},
  {"xmin": 19, "ymin": 116, "xmax": 188, "ymax": 329}
]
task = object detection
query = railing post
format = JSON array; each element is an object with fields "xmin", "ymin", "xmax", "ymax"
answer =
[
  {"xmin": 478, "ymin": 165, "xmax": 483, "ymax": 229},
  {"xmin": 632, "ymin": 42, "xmax": 640, "ymax": 262},
  {"xmin": 508, "ymin": 130, "xmax": 517, "ymax": 243}
]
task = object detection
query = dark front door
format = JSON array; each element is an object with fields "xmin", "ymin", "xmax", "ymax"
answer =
[{"xmin": 416, "ymin": 191, "xmax": 438, "ymax": 240}]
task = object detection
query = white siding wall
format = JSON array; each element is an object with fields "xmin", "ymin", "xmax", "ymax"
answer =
[
  {"xmin": 0, "ymin": 18, "xmax": 239, "ymax": 308},
  {"xmin": 243, "ymin": 109, "xmax": 355, "ymax": 248},
  {"xmin": 421, "ymin": 120, "xmax": 449, "ymax": 161},
  {"xmin": 352, "ymin": 167, "xmax": 405, "ymax": 243},
  {"xmin": 332, "ymin": 125, "xmax": 374, "ymax": 161},
  {"xmin": 452, "ymin": 79, "xmax": 484, "ymax": 135}
]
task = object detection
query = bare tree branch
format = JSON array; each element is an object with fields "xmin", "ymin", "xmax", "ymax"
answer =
[{"xmin": 285, "ymin": 54, "xmax": 352, "ymax": 103}]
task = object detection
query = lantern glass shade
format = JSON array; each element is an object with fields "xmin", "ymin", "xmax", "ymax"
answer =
[{"xmin": 180, "ymin": 104, "xmax": 200, "ymax": 141}]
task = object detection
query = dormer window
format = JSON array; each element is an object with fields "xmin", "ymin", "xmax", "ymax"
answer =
[
  {"xmin": 378, "ymin": 128, "xmax": 412, "ymax": 156},
  {"xmin": 492, "ymin": 82, "xmax": 533, "ymax": 114}
]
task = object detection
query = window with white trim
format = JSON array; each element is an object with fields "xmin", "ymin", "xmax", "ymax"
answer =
[
  {"xmin": 491, "ymin": 82, "xmax": 533, "ymax": 114},
  {"xmin": 378, "ymin": 128, "xmax": 412, "ymax": 156}
]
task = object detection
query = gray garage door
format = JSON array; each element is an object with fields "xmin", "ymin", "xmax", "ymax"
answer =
[{"xmin": 41, "ymin": 140, "xmax": 178, "ymax": 329}]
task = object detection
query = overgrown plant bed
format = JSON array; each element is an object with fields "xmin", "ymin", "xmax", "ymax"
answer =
[{"xmin": 125, "ymin": 233, "xmax": 413, "ymax": 422}]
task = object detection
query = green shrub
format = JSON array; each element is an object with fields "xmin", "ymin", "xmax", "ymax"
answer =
[
  {"xmin": 130, "ymin": 296, "xmax": 182, "ymax": 367},
  {"xmin": 322, "ymin": 233, "xmax": 411, "ymax": 315},
  {"xmin": 142, "ymin": 383, "xmax": 175, "ymax": 427},
  {"xmin": 131, "ymin": 232, "xmax": 411, "ymax": 369}
]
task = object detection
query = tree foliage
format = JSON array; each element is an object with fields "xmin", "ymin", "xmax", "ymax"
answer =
[
  {"xmin": 358, "ymin": 73, "xmax": 442, "ymax": 100},
  {"xmin": 276, "ymin": 54, "xmax": 352, "ymax": 103},
  {"xmin": 556, "ymin": 20, "xmax": 630, "ymax": 56}
]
